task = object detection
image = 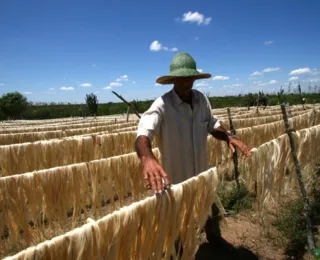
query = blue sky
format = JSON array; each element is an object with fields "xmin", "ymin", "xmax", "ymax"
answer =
[{"xmin": 1, "ymin": 0, "xmax": 320, "ymax": 104}]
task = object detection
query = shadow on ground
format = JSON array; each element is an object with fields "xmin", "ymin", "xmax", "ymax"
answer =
[{"xmin": 195, "ymin": 239, "xmax": 259, "ymax": 260}]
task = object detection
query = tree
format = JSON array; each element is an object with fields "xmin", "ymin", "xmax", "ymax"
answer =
[
  {"xmin": 85, "ymin": 93, "xmax": 98, "ymax": 116},
  {"xmin": 277, "ymin": 85, "xmax": 285, "ymax": 104},
  {"xmin": 258, "ymin": 91, "xmax": 269, "ymax": 108},
  {"xmin": 246, "ymin": 93, "xmax": 258, "ymax": 108},
  {"xmin": 0, "ymin": 91, "xmax": 28, "ymax": 119}
]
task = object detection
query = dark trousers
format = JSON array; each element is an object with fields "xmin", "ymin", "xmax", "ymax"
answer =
[{"xmin": 173, "ymin": 203, "xmax": 223, "ymax": 258}]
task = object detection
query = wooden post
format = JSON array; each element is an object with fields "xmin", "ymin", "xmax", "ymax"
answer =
[
  {"xmin": 227, "ymin": 108, "xmax": 241, "ymax": 195},
  {"xmin": 298, "ymin": 84, "xmax": 305, "ymax": 110},
  {"xmin": 126, "ymin": 107, "xmax": 130, "ymax": 122},
  {"xmin": 312, "ymin": 108, "xmax": 316, "ymax": 126},
  {"xmin": 111, "ymin": 91, "xmax": 141, "ymax": 119},
  {"xmin": 280, "ymin": 104, "xmax": 315, "ymax": 251},
  {"xmin": 287, "ymin": 103, "xmax": 293, "ymax": 118}
]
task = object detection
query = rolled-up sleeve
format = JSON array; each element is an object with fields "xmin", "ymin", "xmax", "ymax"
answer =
[
  {"xmin": 204, "ymin": 95, "xmax": 221, "ymax": 132},
  {"xmin": 137, "ymin": 99, "xmax": 163, "ymax": 142}
]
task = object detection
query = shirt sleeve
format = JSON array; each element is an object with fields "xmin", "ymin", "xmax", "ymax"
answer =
[
  {"xmin": 136, "ymin": 99, "xmax": 163, "ymax": 142},
  {"xmin": 204, "ymin": 95, "xmax": 221, "ymax": 132}
]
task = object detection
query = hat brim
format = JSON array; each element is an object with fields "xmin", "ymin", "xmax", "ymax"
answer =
[{"xmin": 156, "ymin": 68, "xmax": 212, "ymax": 85}]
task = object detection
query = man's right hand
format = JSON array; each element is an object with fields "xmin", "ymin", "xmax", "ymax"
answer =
[{"xmin": 141, "ymin": 157, "xmax": 171, "ymax": 194}]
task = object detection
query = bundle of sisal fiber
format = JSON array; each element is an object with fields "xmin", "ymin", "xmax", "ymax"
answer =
[
  {"xmin": 3, "ymin": 167, "xmax": 219, "ymax": 260},
  {"xmin": 0, "ymin": 149, "xmax": 161, "ymax": 251},
  {"xmin": 239, "ymin": 124, "xmax": 320, "ymax": 205}
]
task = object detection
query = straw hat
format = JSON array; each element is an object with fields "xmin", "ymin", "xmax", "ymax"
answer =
[{"xmin": 156, "ymin": 52, "xmax": 211, "ymax": 85}]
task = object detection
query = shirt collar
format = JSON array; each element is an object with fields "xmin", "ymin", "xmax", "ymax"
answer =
[{"xmin": 171, "ymin": 88, "xmax": 199, "ymax": 106}]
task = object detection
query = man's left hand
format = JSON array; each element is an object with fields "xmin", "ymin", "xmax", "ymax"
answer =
[{"xmin": 228, "ymin": 137, "xmax": 251, "ymax": 157}]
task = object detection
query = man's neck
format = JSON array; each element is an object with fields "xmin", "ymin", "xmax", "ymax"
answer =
[{"xmin": 173, "ymin": 86, "xmax": 192, "ymax": 104}]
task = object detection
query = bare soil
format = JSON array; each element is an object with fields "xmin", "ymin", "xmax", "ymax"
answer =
[{"xmin": 195, "ymin": 208, "xmax": 316, "ymax": 260}]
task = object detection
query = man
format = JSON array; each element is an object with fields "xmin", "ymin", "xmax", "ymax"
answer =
[
  {"xmin": 135, "ymin": 52, "xmax": 250, "ymax": 252},
  {"xmin": 135, "ymin": 52, "xmax": 250, "ymax": 192}
]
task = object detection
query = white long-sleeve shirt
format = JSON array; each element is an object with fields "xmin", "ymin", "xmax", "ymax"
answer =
[{"xmin": 137, "ymin": 88, "xmax": 220, "ymax": 184}]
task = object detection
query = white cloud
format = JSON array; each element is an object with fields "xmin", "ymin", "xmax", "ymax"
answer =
[
  {"xmin": 223, "ymin": 83, "xmax": 243, "ymax": 89},
  {"xmin": 116, "ymin": 75, "xmax": 128, "ymax": 82},
  {"xmin": 212, "ymin": 75, "xmax": 229, "ymax": 80},
  {"xmin": 80, "ymin": 83, "xmax": 92, "ymax": 87},
  {"xmin": 132, "ymin": 81, "xmax": 136, "ymax": 84},
  {"xmin": 103, "ymin": 86, "xmax": 112, "ymax": 90},
  {"xmin": 0, "ymin": 83, "xmax": 4, "ymax": 86},
  {"xmin": 150, "ymin": 40, "xmax": 178, "ymax": 52},
  {"xmin": 264, "ymin": 40, "xmax": 275, "ymax": 45},
  {"xmin": 257, "ymin": 82, "xmax": 268, "ymax": 86},
  {"xmin": 108, "ymin": 82, "xmax": 122, "ymax": 87},
  {"xmin": 309, "ymin": 78, "xmax": 320, "ymax": 82},
  {"xmin": 252, "ymin": 80, "xmax": 278, "ymax": 86},
  {"xmin": 155, "ymin": 83, "xmax": 161, "ymax": 86},
  {"xmin": 195, "ymin": 81, "xmax": 209, "ymax": 87},
  {"xmin": 150, "ymin": 40, "xmax": 162, "ymax": 51},
  {"xmin": 289, "ymin": 77, "xmax": 299, "ymax": 81},
  {"xmin": 251, "ymin": 71, "xmax": 263, "ymax": 76},
  {"xmin": 24, "ymin": 92, "xmax": 32, "ymax": 95},
  {"xmin": 60, "ymin": 87, "xmax": 74, "ymax": 91},
  {"xmin": 250, "ymin": 68, "xmax": 280, "ymax": 77},
  {"xmin": 269, "ymin": 80, "xmax": 278, "ymax": 84},
  {"xmin": 312, "ymin": 69, "xmax": 320, "ymax": 75},
  {"xmin": 181, "ymin": 11, "xmax": 212, "ymax": 25},
  {"xmin": 289, "ymin": 68, "xmax": 312, "ymax": 75},
  {"xmin": 197, "ymin": 69, "xmax": 203, "ymax": 73},
  {"xmin": 253, "ymin": 80, "xmax": 263, "ymax": 84},
  {"xmin": 263, "ymin": 67, "xmax": 280, "ymax": 73}
]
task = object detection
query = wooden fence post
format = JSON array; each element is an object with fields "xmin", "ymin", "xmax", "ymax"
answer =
[
  {"xmin": 126, "ymin": 107, "xmax": 130, "ymax": 122},
  {"xmin": 227, "ymin": 108, "xmax": 241, "ymax": 195},
  {"xmin": 298, "ymin": 84, "xmax": 305, "ymax": 110},
  {"xmin": 312, "ymin": 108, "xmax": 316, "ymax": 126},
  {"xmin": 280, "ymin": 104, "xmax": 315, "ymax": 251}
]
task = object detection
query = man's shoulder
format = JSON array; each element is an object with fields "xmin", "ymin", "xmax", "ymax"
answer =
[
  {"xmin": 192, "ymin": 89, "xmax": 208, "ymax": 102},
  {"xmin": 151, "ymin": 89, "xmax": 174, "ymax": 106}
]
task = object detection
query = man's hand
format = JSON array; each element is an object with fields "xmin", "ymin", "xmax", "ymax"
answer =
[
  {"xmin": 210, "ymin": 125, "xmax": 251, "ymax": 157},
  {"xmin": 135, "ymin": 135, "xmax": 171, "ymax": 194},
  {"xmin": 228, "ymin": 137, "xmax": 251, "ymax": 157},
  {"xmin": 141, "ymin": 157, "xmax": 171, "ymax": 194}
]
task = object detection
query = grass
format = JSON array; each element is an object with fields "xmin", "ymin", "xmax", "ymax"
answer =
[
  {"xmin": 272, "ymin": 164, "xmax": 320, "ymax": 259},
  {"xmin": 218, "ymin": 181, "xmax": 255, "ymax": 216}
]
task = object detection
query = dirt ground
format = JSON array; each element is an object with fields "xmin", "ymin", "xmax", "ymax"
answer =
[{"xmin": 195, "ymin": 209, "xmax": 315, "ymax": 260}]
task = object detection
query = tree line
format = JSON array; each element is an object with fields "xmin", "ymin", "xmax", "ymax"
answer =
[{"xmin": 0, "ymin": 85, "xmax": 319, "ymax": 120}]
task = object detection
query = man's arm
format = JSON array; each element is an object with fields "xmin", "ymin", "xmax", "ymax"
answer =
[
  {"xmin": 135, "ymin": 100, "xmax": 170, "ymax": 194},
  {"xmin": 135, "ymin": 136, "xmax": 170, "ymax": 194},
  {"xmin": 210, "ymin": 125, "xmax": 231, "ymax": 142},
  {"xmin": 203, "ymin": 94, "xmax": 251, "ymax": 157},
  {"xmin": 210, "ymin": 124, "xmax": 251, "ymax": 157},
  {"xmin": 135, "ymin": 135, "xmax": 157, "ymax": 161}
]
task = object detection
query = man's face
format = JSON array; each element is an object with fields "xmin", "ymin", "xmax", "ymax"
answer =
[{"xmin": 173, "ymin": 77, "xmax": 195, "ymax": 90}]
